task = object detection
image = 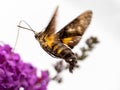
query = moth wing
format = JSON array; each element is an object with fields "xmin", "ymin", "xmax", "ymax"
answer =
[
  {"xmin": 61, "ymin": 36, "xmax": 81, "ymax": 49},
  {"xmin": 43, "ymin": 6, "xmax": 58, "ymax": 48},
  {"xmin": 56, "ymin": 10, "xmax": 92, "ymax": 48}
]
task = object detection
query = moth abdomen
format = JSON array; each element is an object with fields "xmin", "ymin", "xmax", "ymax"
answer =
[
  {"xmin": 52, "ymin": 42, "xmax": 71, "ymax": 56},
  {"xmin": 60, "ymin": 48, "xmax": 77, "ymax": 72},
  {"xmin": 52, "ymin": 42, "xmax": 77, "ymax": 72}
]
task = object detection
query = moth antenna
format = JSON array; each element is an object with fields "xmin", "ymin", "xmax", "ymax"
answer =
[
  {"xmin": 13, "ymin": 20, "xmax": 36, "ymax": 50},
  {"xmin": 17, "ymin": 20, "xmax": 36, "ymax": 34}
]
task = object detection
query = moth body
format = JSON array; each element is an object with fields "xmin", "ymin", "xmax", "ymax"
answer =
[{"xmin": 27, "ymin": 6, "xmax": 92, "ymax": 73}]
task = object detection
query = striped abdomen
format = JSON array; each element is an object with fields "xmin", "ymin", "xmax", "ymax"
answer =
[{"xmin": 51, "ymin": 42, "xmax": 77, "ymax": 72}]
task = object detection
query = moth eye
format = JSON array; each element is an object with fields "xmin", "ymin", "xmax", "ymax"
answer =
[
  {"xmin": 35, "ymin": 32, "xmax": 42, "ymax": 39},
  {"xmin": 35, "ymin": 34, "xmax": 38, "ymax": 39}
]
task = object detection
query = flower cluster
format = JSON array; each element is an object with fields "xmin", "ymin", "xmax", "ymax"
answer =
[{"xmin": 0, "ymin": 44, "xmax": 49, "ymax": 90}]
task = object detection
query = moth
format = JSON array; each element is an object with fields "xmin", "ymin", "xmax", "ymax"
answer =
[{"xmin": 18, "ymin": 6, "xmax": 92, "ymax": 73}]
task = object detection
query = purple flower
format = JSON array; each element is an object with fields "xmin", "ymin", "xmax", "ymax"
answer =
[
  {"xmin": 0, "ymin": 44, "xmax": 49, "ymax": 90},
  {"xmin": 32, "ymin": 71, "xmax": 49, "ymax": 90}
]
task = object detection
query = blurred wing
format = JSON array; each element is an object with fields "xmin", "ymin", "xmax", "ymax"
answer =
[
  {"xmin": 56, "ymin": 10, "xmax": 92, "ymax": 48},
  {"xmin": 43, "ymin": 6, "xmax": 58, "ymax": 48}
]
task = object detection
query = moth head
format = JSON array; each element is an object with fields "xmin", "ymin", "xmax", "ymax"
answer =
[{"xmin": 34, "ymin": 32, "xmax": 43, "ymax": 40}]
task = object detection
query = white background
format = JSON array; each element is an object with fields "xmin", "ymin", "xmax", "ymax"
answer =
[{"xmin": 0, "ymin": 0, "xmax": 120, "ymax": 90}]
